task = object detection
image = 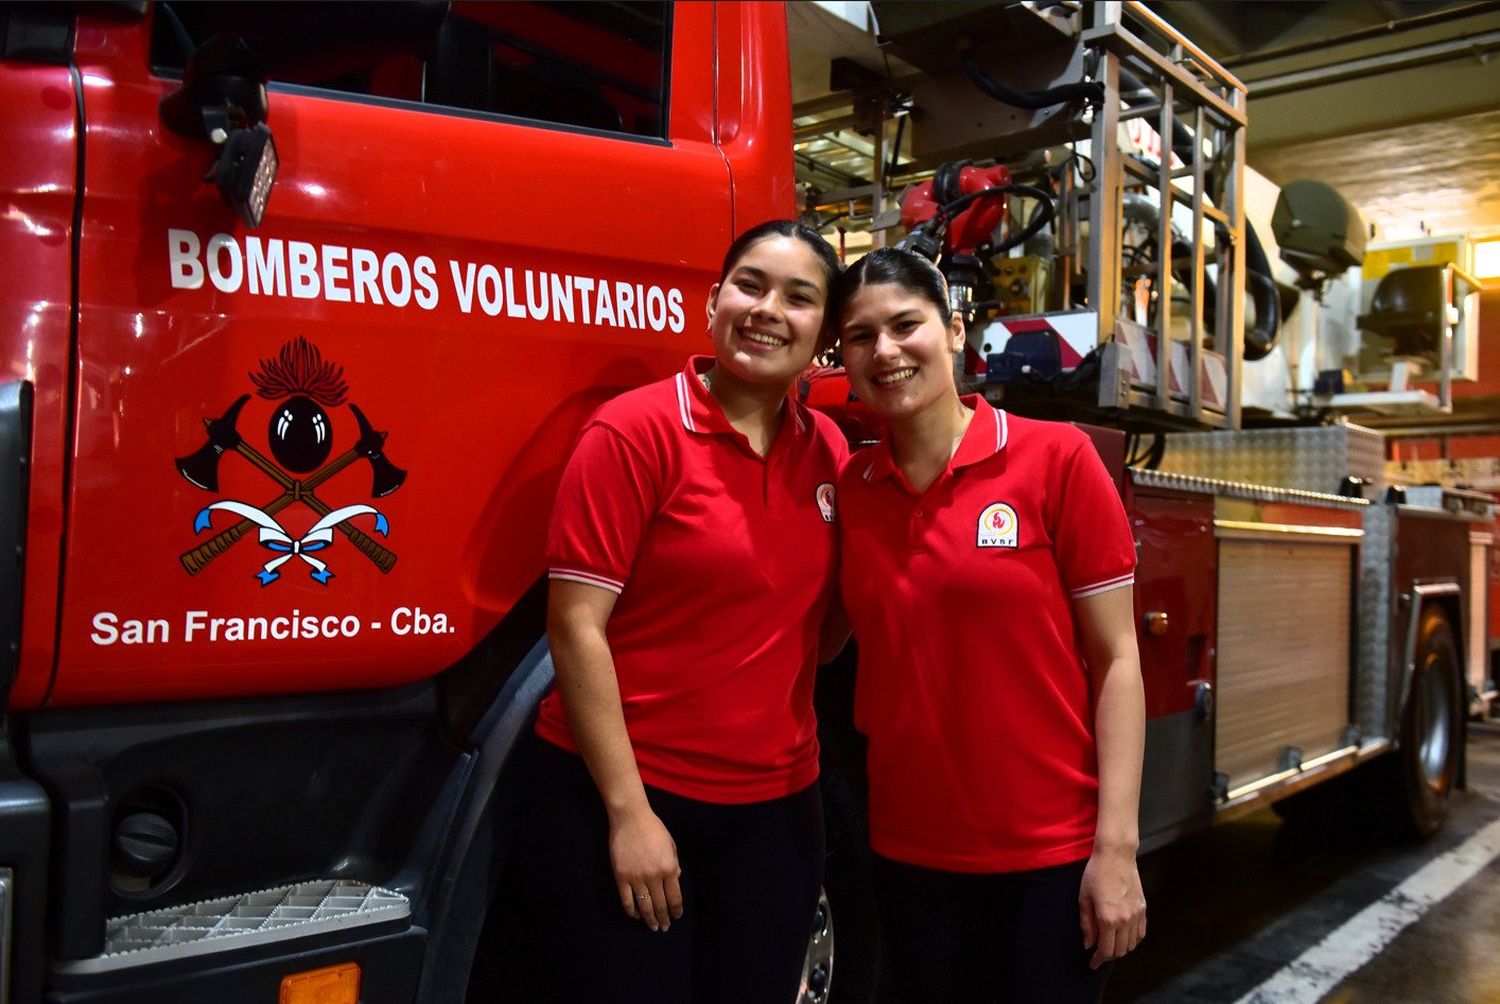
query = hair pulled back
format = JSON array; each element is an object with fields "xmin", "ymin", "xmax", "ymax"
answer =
[
  {"xmin": 719, "ymin": 219, "xmax": 842, "ymax": 295},
  {"xmin": 831, "ymin": 247, "xmax": 952, "ymax": 327}
]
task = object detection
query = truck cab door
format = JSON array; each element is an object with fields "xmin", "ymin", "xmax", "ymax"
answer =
[{"xmin": 53, "ymin": 1, "xmax": 733, "ymax": 705}]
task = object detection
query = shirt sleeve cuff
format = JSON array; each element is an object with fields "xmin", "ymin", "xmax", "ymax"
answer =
[
  {"xmin": 1068, "ymin": 572, "xmax": 1134, "ymax": 599},
  {"xmin": 549, "ymin": 567, "xmax": 626, "ymax": 594}
]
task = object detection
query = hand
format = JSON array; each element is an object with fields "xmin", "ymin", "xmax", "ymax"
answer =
[
  {"xmin": 608, "ymin": 806, "xmax": 685, "ymax": 932},
  {"xmin": 1079, "ymin": 844, "xmax": 1147, "ymax": 969}
]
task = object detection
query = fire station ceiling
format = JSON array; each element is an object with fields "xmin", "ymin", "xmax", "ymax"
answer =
[
  {"xmin": 790, "ymin": 1, "xmax": 1500, "ymax": 241},
  {"xmin": 1148, "ymin": 0, "xmax": 1500, "ymax": 240}
]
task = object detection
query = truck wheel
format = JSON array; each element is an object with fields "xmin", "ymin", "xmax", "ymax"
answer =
[
  {"xmin": 798, "ymin": 889, "xmax": 835, "ymax": 1003},
  {"xmin": 1392, "ymin": 606, "xmax": 1463, "ymax": 839},
  {"xmin": 806, "ymin": 770, "xmax": 879, "ymax": 1003}
]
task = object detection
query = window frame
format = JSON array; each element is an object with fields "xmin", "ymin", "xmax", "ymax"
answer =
[{"xmin": 146, "ymin": 0, "xmax": 675, "ymax": 145}]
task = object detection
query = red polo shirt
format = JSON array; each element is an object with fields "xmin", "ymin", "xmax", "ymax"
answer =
[
  {"xmin": 539, "ymin": 356, "xmax": 847, "ymax": 803},
  {"xmin": 838, "ymin": 396, "xmax": 1135, "ymax": 872}
]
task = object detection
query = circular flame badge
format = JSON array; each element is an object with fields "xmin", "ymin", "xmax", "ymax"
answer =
[{"xmin": 977, "ymin": 502, "xmax": 1018, "ymax": 548}]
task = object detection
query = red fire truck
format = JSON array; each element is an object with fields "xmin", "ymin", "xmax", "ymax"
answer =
[
  {"xmin": 2, "ymin": 2, "xmax": 808, "ymax": 1000},
  {"xmin": 0, "ymin": 2, "xmax": 1490, "ymax": 1002}
]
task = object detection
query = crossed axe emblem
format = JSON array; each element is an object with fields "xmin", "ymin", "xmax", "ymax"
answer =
[{"xmin": 176, "ymin": 394, "xmax": 407, "ymax": 578}]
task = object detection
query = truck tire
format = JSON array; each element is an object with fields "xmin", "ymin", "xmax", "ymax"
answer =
[{"xmin": 1390, "ymin": 606, "xmax": 1464, "ymax": 839}]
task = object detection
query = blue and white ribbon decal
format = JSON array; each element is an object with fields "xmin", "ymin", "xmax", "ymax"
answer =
[{"xmin": 195, "ymin": 501, "xmax": 389, "ymax": 585}]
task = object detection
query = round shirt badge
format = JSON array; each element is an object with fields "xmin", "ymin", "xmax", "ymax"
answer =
[
  {"xmin": 816, "ymin": 482, "xmax": 836, "ymax": 523},
  {"xmin": 977, "ymin": 502, "xmax": 1018, "ymax": 548}
]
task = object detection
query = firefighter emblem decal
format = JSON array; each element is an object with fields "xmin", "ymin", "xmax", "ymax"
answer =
[
  {"xmin": 816, "ymin": 482, "xmax": 836, "ymax": 523},
  {"xmin": 977, "ymin": 502, "xmax": 1018, "ymax": 548},
  {"xmin": 175, "ymin": 338, "xmax": 406, "ymax": 585}
]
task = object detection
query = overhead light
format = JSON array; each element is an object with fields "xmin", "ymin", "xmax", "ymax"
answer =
[{"xmin": 1474, "ymin": 238, "xmax": 1500, "ymax": 281}]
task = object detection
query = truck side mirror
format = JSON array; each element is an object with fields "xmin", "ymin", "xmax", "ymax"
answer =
[{"xmin": 159, "ymin": 33, "xmax": 278, "ymax": 228}]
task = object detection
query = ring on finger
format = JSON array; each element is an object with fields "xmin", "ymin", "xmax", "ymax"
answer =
[{"xmin": 636, "ymin": 892, "xmax": 652, "ymax": 901}]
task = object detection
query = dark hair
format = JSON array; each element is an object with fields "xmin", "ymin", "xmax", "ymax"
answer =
[
  {"xmin": 718, "ymin": 219, "xmax": 842, "ymax": 295},
  {"xmin": 831, "ymin": 247, "xmax": 952, "ymax": 327}
]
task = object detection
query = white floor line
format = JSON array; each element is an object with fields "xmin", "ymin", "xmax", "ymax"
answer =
[{"xmin": 1234, "ymin": 813, "xmax": 1500, "ymax": 1004}]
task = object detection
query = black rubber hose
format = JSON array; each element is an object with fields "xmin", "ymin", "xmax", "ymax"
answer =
[
  {"xmin": 885, "ymin": 113, "xmax": 907, "ymax": 181},
  {"xmin": 991, "ymin": 184, "xmax": 1055, "ymax": 255},
  {"xmin": 814, "ymin": 210, "xmax": 850, "ymax": 232},
  {"xmin": 1242, "ymin": 220, "xmax": 1279, "ymax": 361},
  {"xmin": 1117, "ymin": 65, "xmax": 1280, "ymax": 360},
  {"xmin": 961, "ymin": 50, "xmax": 1104, "ymax": 110},
  {"xmin": 927, "ymin": 183, "xmax": 1056, "ymax": 256},
  {"xmin": 1119, "ymin": 67, "xmax": 1198, "ymax": 180}
]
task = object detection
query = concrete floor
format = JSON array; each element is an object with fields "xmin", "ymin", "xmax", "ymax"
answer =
[{"xmin": 1110, "ymin": 722, "xmax": 1500, "ymax": 1004}]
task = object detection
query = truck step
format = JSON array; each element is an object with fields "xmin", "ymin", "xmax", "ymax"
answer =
[{"xmin": 57, "ymin": 880, "xmax": 409, "ymax": 975}]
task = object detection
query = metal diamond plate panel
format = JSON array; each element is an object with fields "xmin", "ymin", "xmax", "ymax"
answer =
[
  {"xmin": 56, "ymin": 880, "xmax": 409, "ymax": 974},
  {"xmin": 1156, "ymin": 423, "xmax": 1385, "ymax": 496}
]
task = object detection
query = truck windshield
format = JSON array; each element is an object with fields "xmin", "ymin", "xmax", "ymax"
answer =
[{"xmin": 150, "ymin": 0, "xmax": 670, "ymax": 139}]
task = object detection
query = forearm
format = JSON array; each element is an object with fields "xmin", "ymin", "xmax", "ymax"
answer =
[
  {"xmin": 549, "ymin": 592, "xmax": 684, "ymax": 929},
  {"xmin": 1092, "ymin": 654, "xmax": 1146, "ymax": 852},
  {"xmin": 1074, "ymin": 588, "xmax": 1149, "ymax": 960},
  {"xmin": 550, "ymin": 621, "xmax": 651, "ymax": 818}
]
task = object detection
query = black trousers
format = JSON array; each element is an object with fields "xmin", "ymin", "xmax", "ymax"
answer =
[
  {"xmin": 874, "ymin": 855, "xmax": 1110, "ymax": 1004},
  {"xmin": 513, "ymin": 738, "xmax": 825, "ymax": 1004}
]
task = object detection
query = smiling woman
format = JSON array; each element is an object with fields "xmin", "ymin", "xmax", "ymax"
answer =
[
  {"xmin": 510, "ymin": 221, "xmax": 848, "ymax": 1004},
  {"xmin": 833, "ymin": 247, "xmax": 1148, "ymax": 1004}
]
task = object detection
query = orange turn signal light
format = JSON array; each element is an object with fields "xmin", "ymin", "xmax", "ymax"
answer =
[
  {"xmin": 1143, "ymin": 611, "xmax": 1170, "ymax": 637},
  {"xmin": 280, "ymin": 963, "xmax": 361, "ymax": 1004}
]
